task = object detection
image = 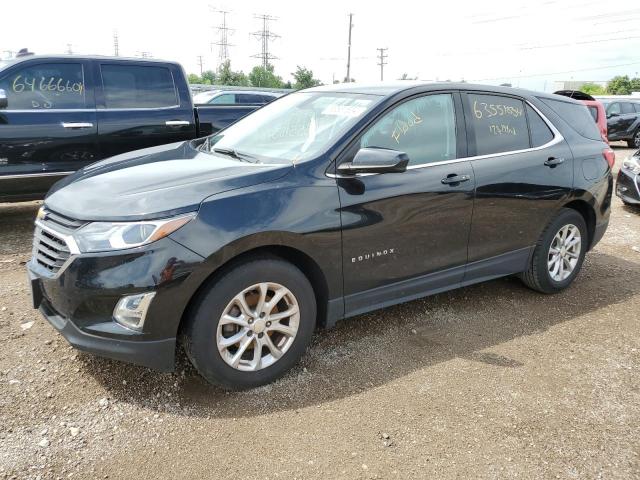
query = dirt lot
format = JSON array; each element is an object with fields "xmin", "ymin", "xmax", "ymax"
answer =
[{"xmin": 1, "ymin": 146, "xmax": 639, "ymax": 480}]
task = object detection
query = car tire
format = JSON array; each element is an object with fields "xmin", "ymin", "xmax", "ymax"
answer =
[
  {"xmin": 627, "ymin": 129, "xmax": 640, "ymax": 149},
  {"xmin": 520, "ymin": 208, "xmax": 588, "ymax": 294},
  {"xmin": 183, "ymin": 256, "xmax": 316, "ymax": 390}
]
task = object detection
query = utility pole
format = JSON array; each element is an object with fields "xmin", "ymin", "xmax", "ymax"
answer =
[
  {"xmin": 197, "ymin": 55, "xmax": 204, "ymax": 75},
  {"xmin": 211, "ymin": 8, "xmax": 234, "ymax": 66},
  {"xmin": 113, "ymin": 31, "xmax": 119, "ymax": 56},
  {"xmin": 377, "ymin": 47, "xmax": 388, "ymax": 81},
  {"xmin": 346, "ymin": 13, "xmax": 354, "ymax": 82},
  {"xmin": 3, "ymin": 50, "xmax": 15, "ymax": 59},
  {"xmin": 251, "ymin": 14, "xmax": 279, "ymax": 68},
  {"xmin": 66, "ymin": 44, "xmax": 73, "ymax": 55}
]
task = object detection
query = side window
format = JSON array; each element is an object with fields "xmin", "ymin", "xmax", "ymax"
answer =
[
  {"xmin": 607, "ymin": 103, "xmax": 621, "ymax": 115},
  {"xmin": 101, "ymin": 64, "xmax": 177, "ymax": 109},
  {"xmin": 237, "ymin": 94, "xmax": 261, "ymax": 104},
  {"xmin": 587, "ymin": 106, "xmax": 598, "ymax": 122},
  {"xmin": 526, "ymin": 104, "xmax": 554, "ymax": 147},
  {"xmin": 621, "ymin": 102, "xmax": 635, "ymax": 114},
  {"xmin": 467, "ymin": 94, "xmax": 529, "ymax": 155},
  {"xmin": 0, "ymin": 63, "xmax": 86, "ymax": 110},
  {"xmin": 360, "ymin": 94, "xmax": 457, "ymax": 166},
  {"xmin": 209, "ymin": 93, "xmax": 236, "ymax": 104},
  {"xmin": 634, "ymin": 103, "xmax": 640, "ymax": 113}
]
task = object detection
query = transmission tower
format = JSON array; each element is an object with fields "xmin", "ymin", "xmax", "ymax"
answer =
[
  {"xmin": 377, "ymin": 48, "xmax": 388, "ymax": 81},
  {"xmin": 251, "ymin": 14, "xmax": 279, "ymax": 68},
  {"xmin": 211, "ymin": 8, "xmax": 234, "ymax": 66},
  {"xmin": 113, "ymin": 31, "xmax": 119, "ymax": 56},
  {"xmin": 197, "ymin": 55, "xmax": 204, "ymax": 75}
]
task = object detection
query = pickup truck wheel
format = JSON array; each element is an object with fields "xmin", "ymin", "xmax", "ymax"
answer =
[
  {"xmin": 628, "ymin": 129, "xmax": 640, "ymax": 148},
  {"xmin": 184, "ymin": 257, "xmax": 316, "ymax": 390},
  {"xmin": 520, "ymin": 208, "xmax": 587, "ymax": 294}
]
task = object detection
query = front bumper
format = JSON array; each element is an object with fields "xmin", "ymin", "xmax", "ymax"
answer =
[
  {"xmin": 27, "ymin": 236, "xmax": 205, "ymax": 371},
  {"xmin": 616, "ymin": 168, "xmax": 640, "ymax": 204}
]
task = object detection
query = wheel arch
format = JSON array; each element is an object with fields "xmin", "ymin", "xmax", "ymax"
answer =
[
  {"xmin": 562, "ymin": 199, "xmax": 596, "ymax": 250},
  {"xmin": 178, "ymin": 243, "xmax": 332, "ymax": 344}
]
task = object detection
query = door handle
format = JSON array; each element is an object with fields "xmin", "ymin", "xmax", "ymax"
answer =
[
  {"xmin": 441, "ymin": 174, "xmax": 470, "ymax": 184},
  {"xmin": 165, "ymin": 120, "xmax": 191, "ymax": 126},
  {"xmin": 61, "ymin": 122, "xmax": 94, "ymax": 129},
  {"xmin": 544, "ymin": 157, "xmax": 565, "ymax": 167}
]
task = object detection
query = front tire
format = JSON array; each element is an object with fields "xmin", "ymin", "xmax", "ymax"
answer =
[
  {"xmin": 520, "ymin": 208, "xmax": 588, "ymax": 294},
  {"xmin": 627, "ymin": 129, "xmax": 640, "ymax": 149},
  {"xmin": 184, "ymin": 257, "xmax": 316, "ymax": 390}
]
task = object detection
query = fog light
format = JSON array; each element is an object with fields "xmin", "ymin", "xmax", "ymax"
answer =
[{"xmin": 113, "ymin": 292, "xmax": 156, "ymax": 331}]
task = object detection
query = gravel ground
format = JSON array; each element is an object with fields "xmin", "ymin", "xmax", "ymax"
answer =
[{"xmin": 1, "ymin": 145, "xmax": 639, "ymax": 480}]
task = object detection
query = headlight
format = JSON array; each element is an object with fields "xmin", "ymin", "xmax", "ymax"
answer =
[
  {"xmin": 73, "ymin": 213, "xmax": 195, "ymax": 253},
  {"xmin": 622, "ymin": 156, "xmax": 640, "ymax": 175}
]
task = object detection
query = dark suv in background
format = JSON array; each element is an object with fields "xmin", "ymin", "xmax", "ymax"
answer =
[
  {"xmin": 601, "ymin": 99, "xmax": 640, "ymax": 148},
  {"xmin": 28, "ymin": 83, "xmax": 613, "ymax": 389}
]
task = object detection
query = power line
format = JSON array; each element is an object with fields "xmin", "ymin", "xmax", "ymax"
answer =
[
  {"xmin": 470, "ymin": 60, "xmax": 640, "ymax": 82},
  {"xmin": 211, "ymin": 8, "xmax": 234, "ymax": 66},
  {"xmin": 251, "ymin": 14, "xmax": 279, "ymax": 68},
  {"xmin": 377, "ymin": 47, "xmax": 388, "ymax": 81},
  {"xmin": 346, "ymin": 13, "xmax": 354, "ymax": 82}
]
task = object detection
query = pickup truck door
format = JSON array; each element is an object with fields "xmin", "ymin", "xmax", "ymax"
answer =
[
  {"xmin": 94, "ymin": 61, "xmax": 196, "ymax": 159},
  {"xmin": 0, "ymin": 59, "xmax": 98, "ymax": 200}
]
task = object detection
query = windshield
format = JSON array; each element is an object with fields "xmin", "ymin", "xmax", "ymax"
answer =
[{"xmin": 203, "ymin": 91, "xmax": 379, "ymax": 163}]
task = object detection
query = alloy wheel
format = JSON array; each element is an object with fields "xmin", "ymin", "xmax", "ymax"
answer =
[
  {"xmin": 216, "ymin": 282, "xmax": 300, "ymax": 371},
  {"xmin": 547, "ymin": 224, "xmax": 581, "ymax": 282}
]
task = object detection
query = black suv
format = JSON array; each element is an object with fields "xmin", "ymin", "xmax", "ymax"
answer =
[
  {"xmin": 602, "ymin": 99, "xmax": 640, "ymax": 148},
  {"xmin": 28, "ymin": 83, "xmax": 613, "ymax": 389}
]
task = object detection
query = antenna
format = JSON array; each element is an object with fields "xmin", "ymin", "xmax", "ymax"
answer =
[
  {"xmin": 377, "ymin": 47, "xmax": 388, "ymax": 81},
  {"xmin": 251, "ymin": 14, "xmax": 279, "ymax": 68}
]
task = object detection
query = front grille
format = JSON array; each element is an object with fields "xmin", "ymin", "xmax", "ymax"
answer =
[{"xmin": 32, "ymin": 209, "xmax": 85, "ymax": 274}]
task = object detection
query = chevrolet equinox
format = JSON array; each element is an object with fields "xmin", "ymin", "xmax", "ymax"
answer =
[{"xmin": 28, "ymin": 83, "xmax": 613, "ymax": 389}]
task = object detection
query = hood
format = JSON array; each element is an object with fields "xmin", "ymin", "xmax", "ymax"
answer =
[{"xmin": 45, "ymin": 141, "xmax": 292, "ymax": 221}]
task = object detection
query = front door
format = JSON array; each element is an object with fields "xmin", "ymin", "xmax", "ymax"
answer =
[
  {"xmin": 0, "ymin": 59, "xmax": 97, "ymax": 200},
  {"xmin": 336, "ymin": 92, "xmax": 475, "ymax": 316}
]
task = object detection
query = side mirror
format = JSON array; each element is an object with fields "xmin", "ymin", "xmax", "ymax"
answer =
[
  {"xmin": 0, "ymin": 89, "xmax": 7, "ymax": 109},
  {"xmin": 607, "ymin": 112, "xmax": 618, "ymax": 118},
  {"xmin": 338, "ymin": 147, "xmax": 409, "ymax": 175}
]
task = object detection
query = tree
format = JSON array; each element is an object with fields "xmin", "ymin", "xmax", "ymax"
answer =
[
  {"xmin": 581, "ymin": 82, "xmax": 606, "ymax": 95},
  {"xmin": 292, "ymin": 66, "xmax": 321, "ymax": 89},
  {"xmin": 201, "ymin": 70, "xmax": 217, "ymax": 85},
  {"xmin": 217, "ymin": 60, "xmax": 249, "ymax": 86},
  {"xmin": 187, "ymin": 73, "xmax": 203, "ymax": 84},
  {"xmin": 631, "ymin": 77, "xmax": 640, "ymax": 92},
  {"xmin": 248, "ymin": 64, "xmax": 283, "ymax": 88},
  {"xmin": 607, "ymin": 75, "xmax": 633, "ymax": 95}
]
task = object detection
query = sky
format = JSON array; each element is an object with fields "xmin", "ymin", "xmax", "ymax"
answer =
[{"xmin": 1, "ymin": 0, "xmax": 639, "ymax": 92}]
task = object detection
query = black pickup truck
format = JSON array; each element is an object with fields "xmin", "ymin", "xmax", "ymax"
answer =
[{"xmin": 0, "ymin": 55, "xmax": 273, "ymax": 202}]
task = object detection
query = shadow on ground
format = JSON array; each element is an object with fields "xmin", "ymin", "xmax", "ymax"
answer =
[{"xmin": 80, "ymin": 250, "xmax": 640, "ymax": 418}]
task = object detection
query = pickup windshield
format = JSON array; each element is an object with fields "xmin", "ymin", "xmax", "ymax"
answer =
[{"xmin": 203, "ymin": 91, "xmax": 379, "ymax": 163}]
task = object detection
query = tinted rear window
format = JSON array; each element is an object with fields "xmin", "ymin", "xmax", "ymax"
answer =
[
  {"xmin": 540, "ymin": 98, "xmax": 602, "ymax": 141},
  {"xmin": 527, "ymin": 105, "xmax": 554, "ymax": 147},
  {"xmin": 101, "ymin": 64, "xmax": 177, "ymax": 109}
]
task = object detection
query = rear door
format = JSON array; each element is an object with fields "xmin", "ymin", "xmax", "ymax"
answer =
[
  {"xmin": 463, "ymin": 92, "xmax": 573, "ymax": 273},
  {"xmin": 0, "ymin": 59, "xmax": 97, "ymax": 199},
  {"xmin": 94, "ymin": 61, "xmax": 196, "ymax": 159}
]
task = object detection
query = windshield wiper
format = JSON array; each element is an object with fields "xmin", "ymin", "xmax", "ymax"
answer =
[{"xmin": 212, "ymin": 147, "xmax": 256, "ymax": 162}]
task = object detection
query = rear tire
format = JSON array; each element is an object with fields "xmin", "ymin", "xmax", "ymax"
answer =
[
  {"xmin": 184, "ymin": 257, "xmax": 316, "ymax": 390},
  {"xmin": 520, "ymin": 208, "xmax": 588, "ymax": 294},
  {"xmin": 627, "ymin": 129, "xmax": 640, "ymax": 149}
]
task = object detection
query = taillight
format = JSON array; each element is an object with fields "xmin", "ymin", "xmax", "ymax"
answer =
[{"xmin": 602, "ymin": 148, "xmax": 615, "ymax": 168}]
